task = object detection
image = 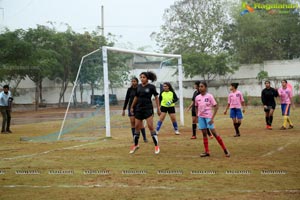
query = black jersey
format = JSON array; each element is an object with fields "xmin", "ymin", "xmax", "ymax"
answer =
[
  {"xmin": 135, "ymin": 83, "xmax": 158, "ymax": 111},
  {"xmin": 261, "ymin": 87, "xmax": 278, "ymax": 106},
  {"xmin": 191, "ymin": 90, "xmax": 200, "ymax": 112},
  {"xmin": 123, "ymin": 87, "xmax": 137, "ymax": 110}
]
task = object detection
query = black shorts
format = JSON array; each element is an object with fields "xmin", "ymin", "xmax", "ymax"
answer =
[
  {"xmin": 264, "ymin": 105, "xmax": 276, "ymax": 112},
  {"xmin": 160, "ymin": 106, "xmax": 176, "ymax": 114},
  {"xmin": 191, "ymin": 109, "xmax": 196, "ymax": 117},
  {"xmin": 135, "ymin": 109, "xmax": 154, "ymax": 120}
]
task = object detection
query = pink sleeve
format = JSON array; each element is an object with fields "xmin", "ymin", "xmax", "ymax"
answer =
[
  {"xmin": 240, "ymin": 91, "xmax": 244, "ymax": 102},
  {"xmin": 289, "ymin": 89, "xmax": 293, "ymax": 99},
  {"xmin": 278, "ymin": 88, "xmax": 282, "ymax": 96},
  {"xmin": 289, "ymin": 89, "xmax": 293, "ymax": 98},
  {"xmin": 211, "ymin": 94, "xmax": 217, "ymax": 106}
]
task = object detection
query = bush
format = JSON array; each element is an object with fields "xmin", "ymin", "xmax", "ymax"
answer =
[{"xmin": 294, "ymin": 95, "xmax": 300, "ymax": 104}]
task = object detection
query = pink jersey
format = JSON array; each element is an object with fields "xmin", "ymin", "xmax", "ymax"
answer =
[
  {"xmin": 228, "ymin": 90, "xmax": 244, "ymax": 109},
  {"xmin": 278, "ymin": 87, "xmax": 292, "ymax": 104},
  {"xmin": 195, "ymin": 93, "xmax": 217, "ymax": 118}
]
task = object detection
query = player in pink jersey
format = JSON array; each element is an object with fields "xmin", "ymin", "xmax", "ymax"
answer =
[
  {"xmin": 224, "ymin": 83, "xmax": 245, "ymax": 137},
  {"xmin": 278, "ymin": 80, "xmax": 294, "ymax": 130},
  {"xmin": 194, "ymin": 81, "xmax": 230, "ymax": 157}
]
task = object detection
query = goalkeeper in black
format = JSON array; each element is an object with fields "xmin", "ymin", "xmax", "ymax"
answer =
[{"xmin": 261, "ymin": 80, "xmax": 278, "ymax": 130}]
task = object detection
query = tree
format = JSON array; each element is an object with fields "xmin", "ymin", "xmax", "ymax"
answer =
[
  {"xmin": 224, "ymin": 0, "xmax": 300, "ymax": 64},
  {"xmin": 154, "ymin": 0, "xmax": 238, "ymax": 81},
  {"xmin": 24, "ymin": 25, "xmax": 60, "ymax": 110},
  {"xmin": 49, "ymin": 28, "xmax": 74, "ymax": 107},
  {"xmin": 257, "ymin": 70, "xmax": 269, "ymax": 82},
  {"xmin": 0, "ymin": 29, "xmax": 30, "ymax": 94},
  {"xmin": 183, "ymin": 53, "xmax": 238, "ymax": 82},
  {"xmin": 154, "ymin": 0, "xmax": 229, "ymax": 54}
]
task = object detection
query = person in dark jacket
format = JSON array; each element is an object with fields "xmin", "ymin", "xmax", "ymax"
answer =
[{"xmin": 261, "ymin": 80, "xmax": 278, "ymax": 130}]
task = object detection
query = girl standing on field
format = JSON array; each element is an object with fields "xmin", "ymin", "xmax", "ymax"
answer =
[
  {"xmin": 224, "ymin": 83, "xmax": 245, "ymax": 137},
  {"xmin": 122, "ymin": 77, "xmax": 148, "ymax": 142},
  {"xmin": 278, "ymin": 80, "xmax": 294, "ymax": 130},
  {"xmin": 195, "ymin": 81, "xmax": 230, "ymax": 157},
  {"xmin": 156, "ymin": 82, "xmax": 180, "ymax": 135},
  {"xmin": 186, "ymin": 81, "xmax": 213, "ymax": 139},
  {"xmin": 129, "ymin": 71, "xmax": 161, "ymax": 154}
]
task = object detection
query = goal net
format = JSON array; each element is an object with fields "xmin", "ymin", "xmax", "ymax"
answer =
[{"xmin": 24, "ymin": 47, "xmax": 183, "ymax": 142}]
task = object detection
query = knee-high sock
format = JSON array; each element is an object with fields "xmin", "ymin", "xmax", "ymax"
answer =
[
  {"xmin": 141, "ymin": 128, "xmax": 146, "ymax": 140},
  {"xmin": 203, "ymin": 137, "xmax": 209, "ymax": 153},
  {"xmin": 131, "ymin": 128, "xmax": 135, "ymax": 137},
  {"xmin": 172, "ymin": 121, "xmax": 178, "ymax": 131},
  {"xmin": 283, "ymin": 116, "xmax": 288, "ymax": 128},
  {"xmin": 133, "ymin": 131, "xmax": 140, "ymax": 146},
  {"xmin": 234, "ymin": 123, "xmax": 240, "ymax": 134},
  {"xmin": 265, "ymin": 116, "xmax": 270, "ymax": 126},
  {"xmin": 287, "ymin": 117, "xmax": 293, "ymax": 126},
  {"xmin": 269, "ymin": 116, "xmax": 273, "ymax": 125},
  {"xmin": 156, "ymin": 121, "xmax": 163, "ymax": 132},
  {"xmin": 215, "ymin": 135, "xmax": 226, "ymax": 150},
  {"xmin": 192, "ymin": 123, "xmax": 197, "ymax": 136},
  {"xmin": 151, "ymin": 131, "xmax": 158, "ymax": 146}
]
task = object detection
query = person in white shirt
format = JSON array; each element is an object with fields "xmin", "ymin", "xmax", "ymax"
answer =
[{"xmin": 0, "ymin": 85, "xmax": 13, "ymax": 133}]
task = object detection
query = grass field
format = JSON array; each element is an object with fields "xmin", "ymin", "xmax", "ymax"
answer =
[{"xmin": 0, "ymin": 105, "xmax": 299, "ymax": 200}]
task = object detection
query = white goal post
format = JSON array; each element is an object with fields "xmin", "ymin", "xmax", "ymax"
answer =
[
  {"xmin": 57, "ymin": 47, "xmax": 184, "ymax": 140},
  {"xmin": 102, "ymin": 46, "xmax": 184, "ymax": 138}
]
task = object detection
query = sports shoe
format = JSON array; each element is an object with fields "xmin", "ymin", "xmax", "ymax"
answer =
[
  {"xmin": 144, "ymin": 139, "xmax": 148, "ymax": 143},
  {"xmin": 190, "ymin": 135, "xmax": 197, "ymax": 139},
  {"xmin": 288, "ymin": 125, "xmax": 294, "ymax": 129},
  {"xmin": 129, "ymin": 145, "xmax": 139, "ymax": 154},
  {"xmin": 155, "ymin": 146, "xmax": 160, "ymax": 154},
  {"xmin": 200, "ymin": 152, "xmax": 210, "ymax": 157},
  {"xmin": 224, "ymin": 149, "xmax": 230, "ymax": 157},
  {"xmin": 6, "ymin": 130, "xmax": 12, "ymax": 133},
  {"xmin": 234, "ymin": 134, "xmax": 240, "ymax": 137},
  {"xmin": 175, "ymin": 130, "xmax": 180, "ymax": 135},
  {"xmin": 280, "ymin": 126, "xmax": 286, "ymax": 130},
  {"xmin": 267, "ymin": 125, "xmax": 272, "ymax": 130}
]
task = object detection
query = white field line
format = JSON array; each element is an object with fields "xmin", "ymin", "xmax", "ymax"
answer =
[
  {"xmin": 1, "ymin": 141, "xmax": 100, "ymax": 161},
  {"xmin": 0, "ymin": 184, "xmax": 299, "ymax": 194},
  {"xmin": 261, "ymin": 142, "xmax": 293, "ymax": 157}
]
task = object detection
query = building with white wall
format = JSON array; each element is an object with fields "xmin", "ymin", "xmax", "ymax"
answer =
[{"xmin": 2, "ymin": 59, "xmax": 299, "ymax": 105}]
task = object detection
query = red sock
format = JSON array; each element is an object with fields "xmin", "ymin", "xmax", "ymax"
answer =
[
  {"xmin": 216, "ymin": 135, "xmax": 226, "ymax": 150},
  {"xmin": 203, "ymin": 137, "xmax": 209, "ymax": 153}
]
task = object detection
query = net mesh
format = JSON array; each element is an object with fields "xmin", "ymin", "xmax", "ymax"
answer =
[{"xmin": 21, "ymin": 48, "xmax": 180, "ymax": 142}]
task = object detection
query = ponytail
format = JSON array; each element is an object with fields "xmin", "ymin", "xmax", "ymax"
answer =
[{"xmin": 140, "ymin": 71, "xmax": 157, "ymax": 82}]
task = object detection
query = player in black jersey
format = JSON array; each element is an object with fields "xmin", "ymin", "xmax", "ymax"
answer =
[
  {"xmin": 261, "ymin": 80, "xmax": 278, "ymax": 130},
  {"xmin": 129, "ymin": 71, "xmax": 161, "ymax": 154},
  {"xmin": 122, "ymin": 77, "xmax": 147, "ymax": 142}
]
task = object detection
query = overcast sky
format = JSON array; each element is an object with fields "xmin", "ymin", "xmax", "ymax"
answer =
[{"xmin": 0, "ymin": 0, "xmax": 177, "ymax": 50}]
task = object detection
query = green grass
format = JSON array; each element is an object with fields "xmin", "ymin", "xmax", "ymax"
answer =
[{"xmin": 0, "ymin": 106, "xmax": 299, "ymax": 199}]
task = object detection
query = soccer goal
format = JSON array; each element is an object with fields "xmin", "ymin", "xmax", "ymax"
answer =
[
  {"xmin": 22, "ymin": 46, "xmax": 183, "ymax": 142},
  {"xmin": 100, "ymin": 46, "xmax": 184, "ymax": 138}
]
